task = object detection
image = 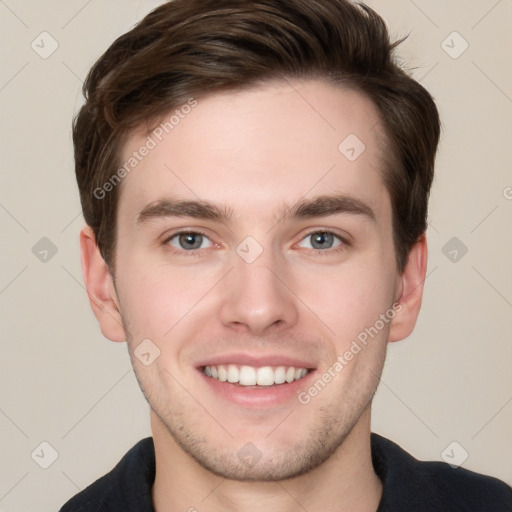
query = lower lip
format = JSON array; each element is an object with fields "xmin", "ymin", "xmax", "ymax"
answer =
[{"xmin": 198, "ymin": 369, "xmax": 316, "ymax": 408}]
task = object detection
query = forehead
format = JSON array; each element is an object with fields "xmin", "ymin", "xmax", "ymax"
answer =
[{"xmin": 116, "ymin": 79, "xmax": 391, "ymax": 227}]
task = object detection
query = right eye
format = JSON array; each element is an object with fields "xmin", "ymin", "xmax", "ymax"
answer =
[{"xmin": 164, "ymin": 231, "xmax": 213, "ymax": 252}]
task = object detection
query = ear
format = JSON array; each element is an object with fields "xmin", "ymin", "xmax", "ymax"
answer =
[
  {"xmin": 388, "ymin": 233, "xmax": 428, "ymax": 343},
  {"xmin": 80, "ymin": 225, "xmax": 126, "ymax": 342}
]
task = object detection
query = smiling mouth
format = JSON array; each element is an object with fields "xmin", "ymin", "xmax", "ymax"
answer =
[{"xmin": 201, "ymin": 364, "xmax": 311, "ymax": 387}]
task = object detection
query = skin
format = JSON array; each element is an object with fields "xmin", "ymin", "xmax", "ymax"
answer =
[{"xmin": 80, "ymin": 79, "xmax": 427, "ymax": 512}]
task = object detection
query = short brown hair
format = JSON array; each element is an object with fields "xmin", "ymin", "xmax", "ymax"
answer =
[{"xmin": 73, "ymin": 0, "xmax": 440, "ymax": 273}]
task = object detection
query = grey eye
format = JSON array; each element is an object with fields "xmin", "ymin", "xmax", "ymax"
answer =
[
  {"xmin": 168, "ymin": 232, "xmax": 212, "ymax": 251},
  {"xmin": 299, "ymin": 232, "xmax": 342, "ymax": 250}
]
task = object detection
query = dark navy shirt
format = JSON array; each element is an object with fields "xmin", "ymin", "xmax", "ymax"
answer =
[{"xmin": 59, "ymin": 433, "xmax": 512, "ymax": 511}]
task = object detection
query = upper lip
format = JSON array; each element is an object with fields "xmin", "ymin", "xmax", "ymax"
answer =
[{"xmin": 196, "ymin": 352, "xmax": 317, "ymax": 370}]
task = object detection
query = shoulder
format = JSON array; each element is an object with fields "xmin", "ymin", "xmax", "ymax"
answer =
[
  {"xmin": 371, "ymin": 433, "xmax": 512, "ymax": 512},
  {"xmin": 58, "ymin": 437, "xmax": 155, "ymax": 512}
]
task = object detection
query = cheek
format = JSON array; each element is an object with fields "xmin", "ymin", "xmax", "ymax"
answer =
[
  {"xmin": 117, "ymin": 261, "xmax": 220, "ymax": 339},
  {"xmin": 292, "ymin": 258, "xmax": 396, "ymax": 342}
]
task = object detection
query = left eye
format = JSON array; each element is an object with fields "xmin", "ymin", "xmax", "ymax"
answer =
[
  {"xmin": 298, "ymin": 231, "xmax": 343, "ymax": 250},
  {"xmin": 167, "ymin": 232, "xmax": 212, "ymax": 251}
]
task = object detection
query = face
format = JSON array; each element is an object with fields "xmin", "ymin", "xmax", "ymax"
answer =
[{"xmin": 110, "ymin": 79, "xmax": 403, "ymax": 480}]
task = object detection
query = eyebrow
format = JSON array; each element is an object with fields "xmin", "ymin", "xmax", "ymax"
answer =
[{"xmin": 136, "ymin": 193, "xmax": 376, "ymax": 226}]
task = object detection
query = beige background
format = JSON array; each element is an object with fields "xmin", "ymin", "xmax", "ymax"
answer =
[{"xmin": 0, "ymin": 0, "xmax": 511, "ymax": 510}]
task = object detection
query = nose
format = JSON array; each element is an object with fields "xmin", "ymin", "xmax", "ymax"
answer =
[{"xmin": 218, "ymin": 247, "xmax": 299, "ymax": 336}]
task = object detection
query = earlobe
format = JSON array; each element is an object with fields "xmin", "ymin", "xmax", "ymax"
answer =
[
  {"xmin": 388, "ymin": 233, "xmax": 428, "ymax": 343},
  {"xmin": 80, "ymin": 225, "xmax": 126, "ymax": 342}
]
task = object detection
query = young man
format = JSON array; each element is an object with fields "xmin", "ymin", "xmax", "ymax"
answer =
[{"xmin": 60, "ymin": 0, "xmax": 512, "ymax": 510}]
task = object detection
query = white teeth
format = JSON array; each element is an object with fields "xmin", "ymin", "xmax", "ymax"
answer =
[
  {"xmin": 227, "ymin": 364, "xmax": 238, "ymax": 383},
  {"xmin": 274, "ymin": 366, "xmax": 286, "ymax": 384},
  {"xmin": 257, "ymin": 366, "xmax": 275, "ymax": 386},
  {"xmin": 202, "ymin": 364, "xmax": 310, "ymax": 386},
  {"xmin": 218, "ymin": 364, "xmax": 227, "ymax": 381},
  {"xmin": 239, "ymin": 365, "xmax": 257, "ymax": 385}
]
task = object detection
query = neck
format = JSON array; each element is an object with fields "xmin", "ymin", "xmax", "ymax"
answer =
[{"xmin": 151, "ymin": 407, "xmax": 382, "ymax": 512}]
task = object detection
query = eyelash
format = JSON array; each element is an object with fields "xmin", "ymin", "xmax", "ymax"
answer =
[{"xmin": 162, "ymin": 229, "xmax": 350, "ymax": 257}]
